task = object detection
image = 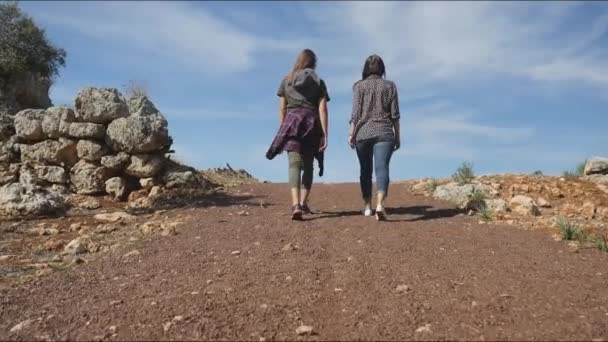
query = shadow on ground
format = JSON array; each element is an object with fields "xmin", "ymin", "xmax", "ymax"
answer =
[{"xmin": 306, "ymin": 205, "xmax": 463, "ymax": 222}]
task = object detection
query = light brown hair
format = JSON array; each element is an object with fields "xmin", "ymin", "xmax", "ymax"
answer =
[{"xmin": 288, "ymin": 49, "xmax": 317, "ymax": 82}]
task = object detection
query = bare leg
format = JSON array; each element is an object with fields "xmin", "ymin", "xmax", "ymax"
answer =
[
  {"xmin": 291, "ymin": 188, "xmax": 300, "ymax": 207},
  {"xmin": 376, "ymin": 191, "xmax": 386, "ymax": 211},
  {"xmin": 300, "ymin": 189, "xmax": 310, "ymax": 207}
]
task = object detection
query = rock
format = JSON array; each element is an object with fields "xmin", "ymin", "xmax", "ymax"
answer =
[
  {"xmin": 123, "ymin": 250, "xmax": 140, "ymax": 258},
  {"xmin": 0, "ymin": 182, "xmax": 65, "ymax": 219},
  {"xmin": 77, "ymin": 140, "xmax": 108, "ymax": 161},
  {"xmin": 105, "ymin": 177, "xmax": 126, "ymax": 200},
  {"xmin": 415, "ymin": 324, "xmax": 432, "ymax": 334},
  {"xmin": 396, "ymin": 284, "xmax": 411, "ymax": 293},
  {"xmin": 106, "ymin": 109, "xmax": 171, "ymax": 153},
  {"xmin": 10, "ymin": 319, "xmax": 34, "ymax": 333},
  {"xmin": 63, "ymin": 238, "xmax": 86, "ymax": 255},
  {"xmin": 100, "ymin": 152, "xmax": 130, "ymax": 172},
  {"xmin": 20, "ymin": 139, "xmax": 78, "ymax": 166},
  {"xmin": 74, "ymin": 88, "xmax": 129, "ymax": 124},
  {"xmin": 509, "ymin": 195, "xmax": 540, "ymax": 216},
  {"xmin": 14, "ymin": 109, "xmax": 45, "ymax": 141},
  {"xmin": 94, "ymin": 211, "xmax": 135, "ymax": 223},
  {"xmin": 42, "ymin": 106, "xmax": 75, "ymax": 138},
  {"xmin": 582, "ymin": 202, "xmax": 596, "ymax": 220},
  {"xmin": 66, "ymin": 194, "xmax": 101, "ymax": 210},
  {"xmin": 0, "ymin": 163, "xmax": 19, "ymax": 185},
  {"xmin": 486, "ymin": 199, "xmax": 508, "ymax": 213},
  {"xmin": 128, "ymin": 189, "xmax": 148, "ymax": 203},
  {"xmin": 433, "ymin": 183, "xmax": 483, "ymax": 208},
  {"xmin": 0, "ymin": 112, "xmax": 15, "ymax": 141},
  {"xmin": 139, "ymin": 178, "xmax": 155, "ymax": 190},
  {"xmin": 584, "ymin": 157, "xmax": 608, "ymax": 175},
  {"xmin": 537, "ymin": 197, "xmax": 551, "ymax": 208},
  {"xmin": 583, "ymin": 174, "xmax": 608, "ymax": 185},
  {"xmin": 148, "ymin": 186, "xmax": 162, "ymax": 198},
  {"xmin": 0, "ymin": 137, "xmax": 19, "ymax": 163},
  {"xmin": 32, "ymin": 165, "xmax": 68, "ymax": 184},
  {"xmin": 68, "ymin": 122, "xmax": 106, "ymax": 140},
  {"xmin": 296, "ymin": 325, "xmax": 314, "ymax": 336},
  {"xmin": 567, "ymin": 241, "xmax": 579, "ymax": 253},
  {"xmin": 282, "ymin": 243, "xmax": 298, "ymax": 251},
  {"xmin": 125, "ymin": 154, "xmax": 164, "ymax": 178},
  {"xmin": 70, "ymin": 160, "xmax": 108, "ymax": 195},
  {"xmin": 559, "ymin": 203, "xmax": 579, "ymax": 218}
]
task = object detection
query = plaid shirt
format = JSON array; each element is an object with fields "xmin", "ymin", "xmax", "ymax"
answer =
[{"xmin": 266, "ymin": 107, "xmax": 325, "ymax": 176}]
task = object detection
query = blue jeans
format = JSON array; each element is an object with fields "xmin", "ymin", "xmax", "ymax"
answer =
[{"xmin": 356, "ymin": 137, "xmax": 395, "ymax": 201}]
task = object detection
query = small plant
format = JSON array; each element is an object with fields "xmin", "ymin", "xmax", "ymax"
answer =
[
  {"xmin": 562, "ymin": 171, "xmax": 578, "ymax": 179},
  {"xmin": 596, "ymin": 236, "xmax": 608, "ymax": 253},
  {"xmin": 478, "ymin": 205, "xmax": 493, "ymax": 222},
  {"xmin": 122, "ymin": 80, "xmax": 148, "ymax": 99},
  {"xmin": 467, "ymin": 189, "xmax": 488, "ymax": 212},
  {"xmin": 425, "ymin": 179, "xmax": 438, "ymax": 193},
  {"xmin": 452, "ymin": 162, "xmax": 475, "ymax": 185},
  {"xmin": 575, "ymin": 160, "xmax": 587, "ymax": 177},
  {"xmin": 532, "ymin": 170, "xmax": 543, "ymax": 176},
  {"xmin": 554, "ymin": 216, "xmax": 579, "ymax": 240}
]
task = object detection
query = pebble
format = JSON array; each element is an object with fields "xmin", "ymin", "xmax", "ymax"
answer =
[
  {"xmin": 260, "ymin": 304, "xmax": 268, "ymax": 310},
  {"xmin": 285, "ymin": 276, "xmax": 293, "ymax": 281},
  {"xmin": 396, "ymin": 284, "xmax": 411, "ymax": 293},
  {"xmin": 415, "ymin": 324, "xmax": 432, "ymax": 334},
  {"xmin": 172, "ymin": 315, "xmax": 184, "ymax": 323},
  {"xmin": 296, "ymin": 325, "xmax": 314, "ymax": 336},
  {"xmin": 10, "ymin": 319, "xmax": 34, "ymax": 333},
  {"xmin": 0, "ymin": 255, "xmax": 14, "ymax": 262},
  {"xmin": 163, "ymin": 322, "xmax": 172, "ymax": 332},
  {"xmin": 94, "ymin": 212, "xmax": 135, "ymax": 223},
  {"xmin": 123, "ymin": 250, "xmax": 141, "ymax": 258},
  {"xmin": 282, "ymin": 243, "xmax": 298, "ymax": 251},
  {"xmin": 231, "ymin": 250, "xmax": 241, "ymax": 255}
]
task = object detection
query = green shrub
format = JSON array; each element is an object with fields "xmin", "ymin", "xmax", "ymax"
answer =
[
  {"xmin": 575, "ymin": 160, "xmax": 587, "ymax": 177},
  {"xmin": 478, "ymin": 205, "xmax": 493, "ymax": 222},
  {"xmin": 452, "ymin": 162, "xmax": 475, "ymax": 185},
  {"xmin": 532, "ymin": 170, "xmax": 543, "ymax": 176},
  {"xmin": 425, "ymin": 179, "xmax": 438, "ymax": 193},
  {"xmin": 554, "ymin": 216, "xmax": 580, "ymax": 241},
  {"xmin": 596, "ymin": 236, "xmax": 608, "ymax": 253},
  {"xmin": 0, "ymin": 1, "xmax": 66, "ymax": 79}
]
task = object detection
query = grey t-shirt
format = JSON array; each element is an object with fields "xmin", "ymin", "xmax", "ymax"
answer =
[{"xmin": 277, "ymin": 71, "xmax": 330, "ymax": 110}]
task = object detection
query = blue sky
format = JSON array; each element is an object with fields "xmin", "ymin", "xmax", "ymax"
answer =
[{"xmin": 21, "ymin": 1, "xmax": 608, "ymax": 182}]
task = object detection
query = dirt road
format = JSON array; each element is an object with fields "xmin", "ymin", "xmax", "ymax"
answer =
[{"xmin": 2, "ymin": 183, "xmax": 608, "ymax": 341}]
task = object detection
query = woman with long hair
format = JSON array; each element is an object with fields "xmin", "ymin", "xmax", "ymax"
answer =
[
  {"xmin": 349, "ymin": 55, "xmax": 400, "ymax": 221},
  {"xmin": 266, "ymin": 49, "xmax": 330, "ymax": 220}
]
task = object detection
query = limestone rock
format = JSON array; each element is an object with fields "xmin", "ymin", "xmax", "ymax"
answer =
[
  {"xmin": 43, "ymin": 105, "xmax": 75, "ymax": 138},
  {"xmin": 100, "ymin": 152, "xmax": 130, "ymax": 172},
  {"xmin": 433, "ymin": 183, "xmax": 483, "ymax": 208},
  {"xmin": 161, "ymin": 160, "xmax": 200, "ymax": 189},
  {"xmin": 486, "ymin": 199, "xmax": 508, "ymax": 213},
  {"xmin": 34, "ymin": 165, "xmax": 68, "ymax": 184},
  {"xmin": 20, "ymin": 139, "xmax": 78, "ymax": 166},
  {"xmin": 68, "ymin": 122, "xmax": 106, "ymax": 140},
  {"xmin": 0, "ymin": 163, "xmax": 19, "ymax": 185},
  {"xmin": 106, "ymin": 109, "xmax": 171, "ymax": 153},
  {"xmin": 94, "ymin": 211, "xmax": 135, "ymax": 223},
  {"xmin": 128, "ymin": 96, "xmax": 159, "ymax": 116},
  {"xmin": 125, "ymin": 154, "xmax": 164, "ymax": 178},
  {"xmin": 0, "ymin": 137, "xmax": 19, "ymax": 163},
  {"xmin": 0, "ymin": 182, "xmax": 65, "ymax": 219},
  {"xmin": 139, "ymin": 178, "xmax": 155, "ymax": 190},
  {"xmin": 148, "ymin": 186, "xmax": 162, "ymax": 197},
  {"xmin": 537, "ymin": 197, "xmax": 551, "ymax": 208},
  {"xmin": 74, "ymin": 87, "xmax": 129, "ymax": 124},
  {"xmin": 14, "ymin": 109, "xmax": 45, "ymax": 142},
  {"xmin": 0, "ymin": 112, "xmax": 15, "ymax": 141},
  {"xmin": 583, "ymin": 174, "xmax": 608, "ymax": 185},
  {"xmin": 509, "ymin": 195, "xmax": 540, "ymax": 216},
  {"xmin": 581, "ymin": 202, "xmax": 596, "ymax": 220},
  {"xmin": 70, "ymin": 160, "xmax": 108, "ymax": 195},
  {"xmin": 584, "ymin": 157, "xmax": 608, "ymax": 176},
  {"xmin": 105, "ymin": 177, "xmax": 126, "ymax": 200},
  {"xmin": 77, "ymin": 140, "xmax": 108, "ymax": 161},
  {"xmin": 63, "ymin": 238, "xmax": 86, "ymax": 255}
]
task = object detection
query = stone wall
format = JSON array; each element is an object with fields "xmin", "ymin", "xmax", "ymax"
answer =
[{"xmin": 0, "ymin": 87, "xmax": 202, "ymax": 219}]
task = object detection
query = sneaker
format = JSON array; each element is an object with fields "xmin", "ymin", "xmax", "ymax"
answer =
[
  {"xmin": 301, "ymin": 204, "xmax": 313, "ymax": 215},
  {"xmin": 375, "ymin": 206, "xmax": 387, "ymax": 221},
  {"xmin": 363, "ymin": 207, "xmax": 373, "ymax": 217},
  {"xmin": 291, "ymin": 205, "xmax": 303, "ymax": 221}
]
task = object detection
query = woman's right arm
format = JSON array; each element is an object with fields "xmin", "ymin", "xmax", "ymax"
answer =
[
  {"xmin": 349, "ymin": 84, "xmax": 362, "ymax": 147},
  {"xmin": 391, "ymin": 84, "xmax": 401, "ymax": 151},
  {"xmin": 278, "ymin": 96, "xmax": 287, "ymax": 124}
]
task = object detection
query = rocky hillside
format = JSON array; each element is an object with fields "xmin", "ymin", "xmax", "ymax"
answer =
[{"xmin": 402, "ymin": 157, "xmax": 608, "ymax": 251}]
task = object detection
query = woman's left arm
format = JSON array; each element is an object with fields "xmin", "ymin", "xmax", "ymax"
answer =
[
  {"xmin": 319, "ymin": 97, "xmax": 329, "ymax": 151},
  {"xmin": 391, "ymin": 84, "xmax": 401, "ymax": 151}
]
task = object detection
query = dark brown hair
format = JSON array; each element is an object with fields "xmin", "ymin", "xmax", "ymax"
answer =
[
  {"xmin": 362, "ymin": 54, "xmax": 386, "ymax": 80},
  {"xmin": 288, "ymin": 49, "xmax": 317, "ymax": 81}
]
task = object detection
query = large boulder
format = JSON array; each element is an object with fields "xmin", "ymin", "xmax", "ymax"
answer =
[
  {"xmin": 486, "ymin": 199, "xmax": 508, "ymax": 213},
  {"xmin": 0, "ymin": 113, "xmax": 15, "ymax": 141},
  {"xmin": 106, "ymin": 100, "xmax": 171, "ymax": 153},
  {"xmin": 68, "ymin": 122, "xmax": 106, "ymax": 140},
  {"xmin": 509, "ymin": 195, "xmax": 540, "ymax": 216},
  {"xmin": 34, "ymin": 165, "xmax": 68, "ymax": 184},
  {"xmin": 0, "ymin": 137, "xmax": 20, "ymax": 163},
  {"xmin": 70, "ymin": 160, "xmax": 108, "ymax": 195},
  {"xmin": 0, "ymin": 182, "xmax": 65, "ymax": 219},
  {"xmin": 43, "ymin": 106, "xmax": 75, "ymax": 139},
  {"xmin": 77, "ymin": 140, "xmax": 109, "ymax": 161},
  {"xmin": 160, "ymin": 160, "xmax": 200, "ymax": 189},
  {"xmin": 20, "ymin": 139, "xmax": 78, "ymax": 166},
  {"xmin": 584, "ymin": 157, "xmax": 608, "ymax": 176},
  {"xmin": 14, "ymin": 109, "xmax": 45, "ymax": 142},
  {"xmin": 432, "ymin": 183, "xmax": 484, "ymax": 208},
  {"xmin": 100, "ymin": 152, "xmax": 130, "ymax": 173},
  {"xmin": 125, "ymin": 154, "xmax": 164, "ymax": 178},
  {"xmin": 74, "ymin": 88, "xmax": 129, "ymax": 124},
  {"xmin": 127, "ymin": 96, "xmax": 159, "ymax": 116}
]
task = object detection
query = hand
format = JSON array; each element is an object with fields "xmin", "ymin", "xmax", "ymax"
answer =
[
  {"xmin": 348, "ymin": 135, "xmax": 356, "ymax": 149},
  {"xmin": 319, "ymin": 135, "xmax": 328, "ymax": 152},
  {"xmin": 394, "ymin": 138, "xmax": 401, "ymax": 151}
]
